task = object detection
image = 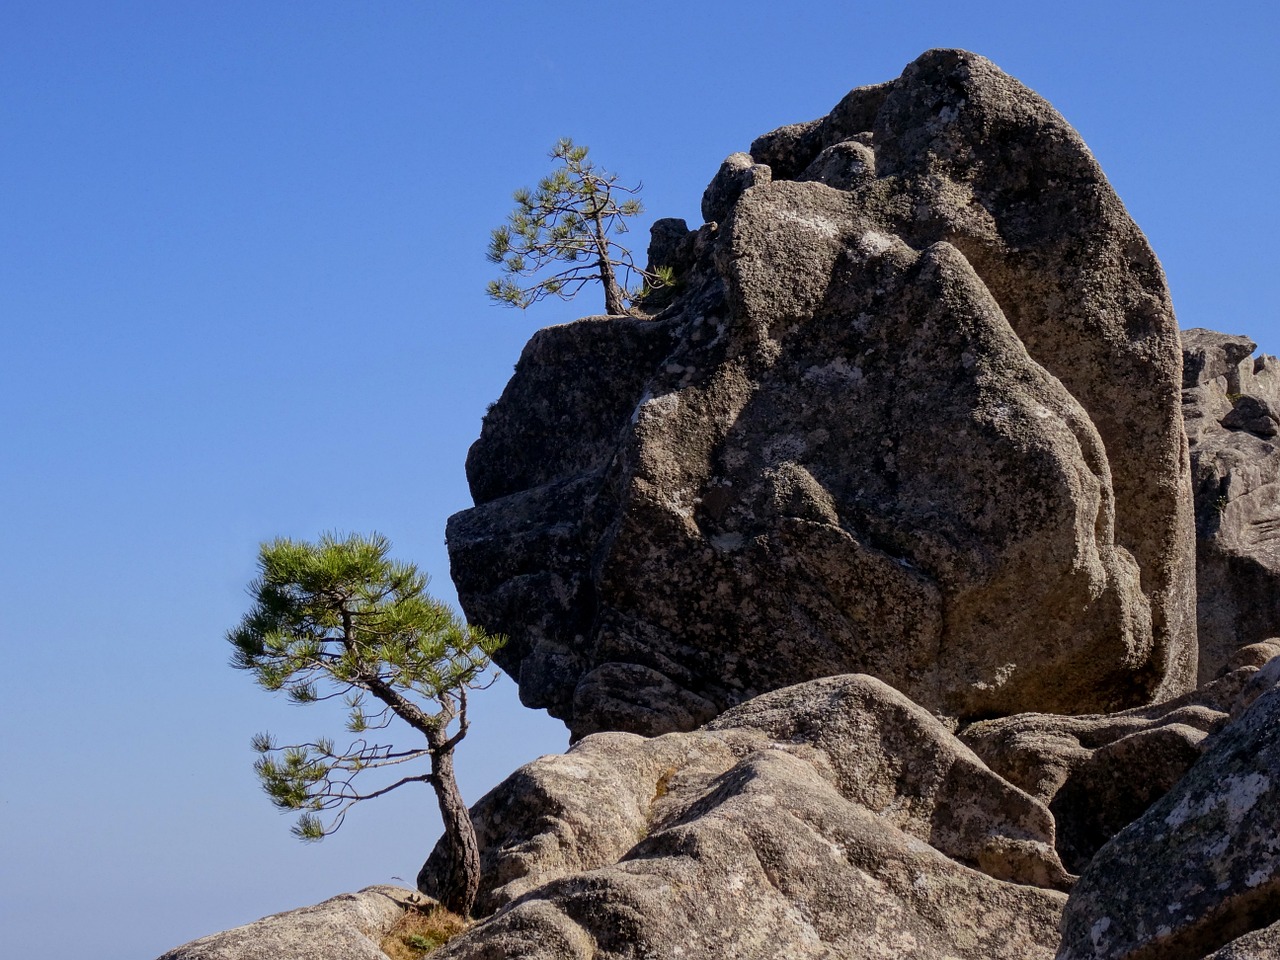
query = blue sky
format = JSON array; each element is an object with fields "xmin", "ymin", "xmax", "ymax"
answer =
[{"xmin": 1, "ymin": 3, "xmax": 1277, "ymax": 958}]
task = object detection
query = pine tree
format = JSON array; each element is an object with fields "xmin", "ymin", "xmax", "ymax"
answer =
[
  {"xmin": 487, "ymin": 138, "xmax": 672, "ymax": 316},
  {"xmin": 227, "ymin": 532, "xmax": 502, "ymax": 917}
]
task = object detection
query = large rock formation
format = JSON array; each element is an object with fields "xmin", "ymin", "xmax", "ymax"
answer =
[
  {"xmin": 1182, "ymin": 328, "xmax": 1280, "ymax": 680},
  {"xmin": 419, "ymin": 675, "xmax": 1069, "ymax": 959},
  {"xmin": 159, "ymin": 656, "xmax": 1280, "ymax": 960},
  {"xmin": 450, "ymin": 48, "xmax": 1197, "ymax": 740}
]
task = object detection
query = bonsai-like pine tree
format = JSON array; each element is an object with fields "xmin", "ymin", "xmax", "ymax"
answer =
[
  {"xmin": 227, "ymin": 532, "xmax": 503, "ymax": 917},
  {"xmin": 487, "ymin": 138, "xmax": 671, "ymax": 316}
]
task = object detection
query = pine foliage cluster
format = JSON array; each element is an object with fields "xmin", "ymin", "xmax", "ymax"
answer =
[
  {"xmin": 228, "ymin": 532, "xmax": 502, "ymax": 841},
  {"xmin": 487, "ymin": 138, "xmax": 671, "ymax": 315}
]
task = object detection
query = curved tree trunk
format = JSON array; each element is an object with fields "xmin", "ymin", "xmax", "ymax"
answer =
[
  {"xmin": 599, "ymin": 257, "xmax": 627, "ymax": 316},
  {"xmin": 428, "ymin": 746, "xmax": 481, "ymax": 917},
  {"xmin": 591, "ymin": 206, "xmax": 627, "ymax": 316}
]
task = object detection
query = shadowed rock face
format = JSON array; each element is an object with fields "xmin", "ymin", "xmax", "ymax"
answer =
[
  {"xmin": 450, "ymin": 48, "xmax": 1196, "ymax": 740},
  {"xmin": 1182, "ymin": 328, "xmax": 1280, "ymax": 681},
  {"xmin": 1058, "ymin": 658, "xmax": 1280, "ymax": 960},
  {"xmin": 961, "ymin": 648, "xmax": 1272, "ymax": 875}
]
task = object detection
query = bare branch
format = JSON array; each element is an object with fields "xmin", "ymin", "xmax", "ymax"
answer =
[{"xmin": 442, "ymin": 686, "xmax": 469, "ymax": 752}]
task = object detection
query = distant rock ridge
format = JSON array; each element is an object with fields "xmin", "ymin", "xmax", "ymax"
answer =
[
  {"xmin": 450, "ymin": 47, "xmax": 1196, "ymax": 741},
  {"xmin": 1181, "ymin": 328, "xmax": 1280, "ymax": 680}
]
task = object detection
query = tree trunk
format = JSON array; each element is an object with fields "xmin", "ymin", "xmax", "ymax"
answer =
[
  {"xmin": 428, "ymin": 746, "xmax": 481, "ymax": 917},
  {"xmin": 591, "ymin": 206, "xmax": 627, "ymax": 316},
  {"xmin": 598, "ymin": 255, "xmax": 627, "ymax": 316}
]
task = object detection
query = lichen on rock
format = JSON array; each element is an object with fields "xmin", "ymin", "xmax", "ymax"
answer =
[{"xmin": 1057, "ymin": 660, "xmax": 1280, "ymax": 960}]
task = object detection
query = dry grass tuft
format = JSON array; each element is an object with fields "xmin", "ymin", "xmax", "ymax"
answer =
[{"xmin": 380, "ymin": 904, "xmax": 471, "ymax": 959}]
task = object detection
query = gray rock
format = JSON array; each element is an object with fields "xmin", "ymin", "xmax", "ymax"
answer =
[
  {"xmin": 1222, "ymin": 395, "xmax": 1280, "ymax": 438},
  {"xmin": 646, "ymin": 215, "xmax": 694, "ymax": 278},
  {"xmin": 705, "ymin": 675, "xmax": 1074, "ymax": 891},
  {"xmin": 744, "ymin": 52, "xmax": 1198, "ymax": 700},
  {"xmin": 798, "ymin": 136, "xmax": 877, "ymax": 189},
  {"xmin": 1183, "ymin": 329, "xmax": 1258, "ymax": 391},
  {"xmin": 154, "ymin": 886, "xmax": 416, "ymax": 960},
  {"xmin": 1057, "ymin": 660, "xmax": 1280, "ymax": 960},
  {"xmin": 452, "ymin": 49, "xmax": 1195, "ymax": 739},
  {"xmin": 422, "ymin": 675, "xmax": 1067, "ymax": 959},
  {"xmin": 962, "ymin": 657, "xmax": 1264, "ymax": 874},
  {"xmin": 699, "ymin": 151, "xmax": 771, "ymax": 223},
  {"xmin": 1182, "ymin": 328, "xmax": 1280, "ymax": 680}
]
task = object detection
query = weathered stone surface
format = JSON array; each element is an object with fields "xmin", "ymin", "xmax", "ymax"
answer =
[
  {"xmin": 1204, "ymin": 921, "xmax": 1280, "ymax": 959},
  {"xmin": 700, "ymin": 151, "xmax": 771, "ymax": 223},
  {"xmin": 1057, "ymin": 660, "xmax": 1280, "ymax": 960},
  {"xmin": 1183, "ymin": 330, "xmax": 1258, "ymax": 390},
  {"xmin": 421, "ymin": 675, "xmax": 1067, "ymax": 958},
  {"xmin": 704, "ymin": 675, "xmax": 1074, "ymax": 890},
  {"xmin": 154, "ymin": 886, "xmax": 414, "ymax": 960},
  {"xmin": 451, "ymin": 49, "xmax": 1195, "ymax": 738},
  {"xmin": 1183, "ymin": 328, "xmax": 1280, "ymax": 680},
  {"xmin": 962, "ymin": 657, "xmax": 1263, "ymax": 874},
  {"xmin": 645, "ymin": 216, "xmax": 695, "ymax": 279},
  {"xmin": 1221, "ymin": 395, "xmax": 1279, "ymax": 437}
]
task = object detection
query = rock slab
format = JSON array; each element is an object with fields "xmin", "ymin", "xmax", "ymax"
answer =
[
  {"xmin": 962, "ymin": 651, "xmax": 1270, "ymax": 874},
  {"xmin": 420, "ymin": 675, "xmax": 1068, "ymax": 959},
  {"xmin": 154, "ymin": 886, "xmax": 414, "ymax": 960}
]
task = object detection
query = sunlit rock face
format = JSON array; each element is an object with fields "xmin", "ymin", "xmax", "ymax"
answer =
[
  {"xmin": 450, "ymin": 48, "xmax": 1197, "ymax": 741},
  {"xmin": 421, "ymin": 675, "xmax": 1069, "ymax": 960},
  {"xmin": 154, "ymin": 887, "xmax": 416, "ymax": 960}
]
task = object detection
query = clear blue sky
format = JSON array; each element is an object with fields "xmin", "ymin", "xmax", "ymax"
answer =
[{"xmin": 1, "ymin": 3, "xmax": 1276, "ymax": 958}]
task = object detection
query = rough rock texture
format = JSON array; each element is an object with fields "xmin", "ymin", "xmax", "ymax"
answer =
[
  {"xmin": 1058, "ymin": 657, "xmax": 1280, "ymax": 960},
  {"xmin": 1204, "ymin": 922, "xmax": 1280, "ymax": 959},
  {"xmin": 419, "ymin": 675, "xmax": 1067, "ymax": 959},
  {"xmin": 961, "ymin": 650, "xmax": 1271, "ymax": 874},
  {"xmin": 450, "ymin": 48, "xmax": 1196, "ymax": 739},
  {"xmin": 154, "ymin": 886, "xmax": 414, "ymax": 960},
  {"xmin": 1182, "ymin": 328, "xmax": 1280, "ymax": 680}
]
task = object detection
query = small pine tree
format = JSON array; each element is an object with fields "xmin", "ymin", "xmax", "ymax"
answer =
[
  {"xmin": 227, "ymin": 532, "xmax": 502, "ymax": 917},
  {"xmin": 486, "ymin": 138, "xmax": 672, "ymax": 316}
]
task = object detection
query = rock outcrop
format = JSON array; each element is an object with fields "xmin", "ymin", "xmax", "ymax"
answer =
[
  {"xmin": 420, "ymin": 675, "xmax": 1068, "ymax": 959},
  {"xmin": 1058, "ymin": 659, "xmax": 1280, "ymax": 960},
  {"xmin": 1182, "ymin": 328, "xmax": 1280, "ymax": 680},
  {"xmin": 960, "ymin": 648, "xmax": 1272, "ymax": 874},
  {"xmin": 155, "ymin": 886, "xmax": 416, "ymax": 960},
  {"xmin": 450, "ymin": 48, "xmax": 1197, "ymax": 740}
]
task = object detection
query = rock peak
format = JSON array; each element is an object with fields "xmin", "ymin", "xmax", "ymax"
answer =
[{"xmin": 451, "ymin": 49, "xmax": 1197, "ymax": 741}]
